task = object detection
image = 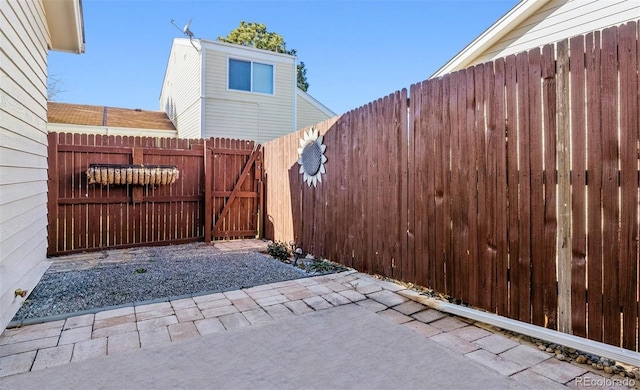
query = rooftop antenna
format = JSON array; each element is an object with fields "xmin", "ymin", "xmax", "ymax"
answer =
[{"xmin": 170, "ymin": 18, "xmax": 199, "ymax": 52}]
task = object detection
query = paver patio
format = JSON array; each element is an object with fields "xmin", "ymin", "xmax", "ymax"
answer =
[{"xmin": 0, "ymin": 242, "xmax": 636, "ymax": 389}]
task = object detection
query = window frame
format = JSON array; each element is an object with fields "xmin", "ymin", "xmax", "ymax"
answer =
[{"xmin": 227, "ymin": 56, "xmax": 276, "ymax": 96}]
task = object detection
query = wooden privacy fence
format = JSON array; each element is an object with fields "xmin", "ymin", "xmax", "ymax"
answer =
[
  {"xmin": 263, "ymin": 21, "xmax": 639, "ymax": 350},
  {"xmin": 47, "ymin": 133, "xmax": 262, "ymax": 256}
]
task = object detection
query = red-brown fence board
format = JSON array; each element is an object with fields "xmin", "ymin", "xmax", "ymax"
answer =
[
  {"xmin": 618, "ymin": 20, "xmax": 639, "ymax": 351},
  {"xmin": 541, "ymin": 42, "xmax": 558, "ymax": 330},
  {"xmin": 48, "ymin": 135, "xmax": 261, "ymax": 256},
  {"xmin": 601, "ymin": 25, "xmax": 622, "ymax": 347},
  {"xmin": 262, "ymin": 22, "xmax": 638, "ymax": 351}
]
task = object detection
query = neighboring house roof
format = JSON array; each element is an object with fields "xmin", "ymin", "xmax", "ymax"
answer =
[
  {"xmin": 297, "ymin": 88, "xmax": 336, "ymax": 117},
  {"xmin": 43, "ymin": 0, "xmax": 85, "ymax": 53},
  {"xmin": 432, "ymin": 0, "xmax": 550, "ymax": 78},
  {"xmin": 431, "ymin": 0, "xmax": 639, "ymax": 79},
  {"xmin": 48, "ymin": 102, "xmax": 176, "ymax": 131}
]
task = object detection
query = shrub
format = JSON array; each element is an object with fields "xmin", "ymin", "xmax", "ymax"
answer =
[{"xmin": 267, "ymin": 241, "xmax": 292, "ymax": 262}]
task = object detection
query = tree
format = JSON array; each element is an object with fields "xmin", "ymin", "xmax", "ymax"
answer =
[
  {"xmin": 47, "ymin": 73, "xmax": 66, "ymax": 101},
  {"xmin": 218, "ymin": 21, "xmax": 309, "ymax": 92}
]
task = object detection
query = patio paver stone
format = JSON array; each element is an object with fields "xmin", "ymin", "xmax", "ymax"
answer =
[
  {"xmin": 402, "ymin": 321, "xmax": 442, "ymax": 338},
  {"xmin": 0, "ymin": 351, "xmax": 36, "ymax": 378},
  {"xmin": 242, "ymin": 308, "xmax": 273, "ymax": 325},
  {"xmin": 429, "ymin": 333, "xmax": 480, "ymax": 355},
  {"xmin": 530, "ymin": 358, "xmax": 588, "ymax": 384},
  {"xmin": 71, "ymin": 338, "xmax": 107, "ymax": 362},
  {"xmin": 263, "ymin": 304, "xmax": 294, "ymax": 319},
  {"xmin": 393, "ymin": 301, "xmax": 427, "ymax": 315},
  {"xmin": 138, "ymin": 326, "xmax": 171, "ymax": 349},
  {"xmin": 31, "ymin": 344, "xmax": 73, "ymax": 371},
  {"xmin": 219, "ymin": 313, "xmax": 250, "ymax": 330},
  {"xmin": 92, "ymin": 322, "xmax": 137, "ymax": 339},
  {"xmin": 411, "ymin": 309, "xmax": 447, "ymax": 323},
  {"xmin": 303, "ymin": 296, "xmax": 333, "ymax": 311},
  {"xmin": 194, "ymin": 318, "xmax": 225, "ymax": 335},
  {"xmin": 58, "ymin": 326, "xmax": 93, "ymax": 345},
  {"xmin": 512, "ymin": 369, "xmax": 569, "ymax": 390},
  {"xmin": 499, "ymin": 344, "xmax": 550, "ymax": 367},
  {"xmin": 63, "ymin": 314, "xmax": 95, "ymax": 330},
  {"xmin": 473, "ymin": 333, "xmax": 520, "ymax": 354},
  {"xmin": 284, "ymin": 300, "xmax": 314, "ymax": 315},
  {"xmin": 95, "ymin": 307, "xmax": 134, "ymax": 321},
  {"xmin": 367, "ymin": 290, "xmax": 407, "ymax": 307},
  {"xmin": 448, "ymin": 325, "xmax": 492, "ymax": 342},
  {"xmin": 465, "ymin": 349, "xmax": 525, "ymax": 376},
  {"xmin": 175, "ymin": 307, "xmax": 204, "ymax": 323},
  {"xmin": 107, "ymin": 331, "xmax": 140, "ymax": 355},
  {"xmin": 168, "ymin": 322, "xmax": 199, "ymax": 342}
]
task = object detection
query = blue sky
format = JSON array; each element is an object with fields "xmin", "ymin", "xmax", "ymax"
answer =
[{"xmin": 49, "ymin": 0, "xmax": 519, "ymax": 115}]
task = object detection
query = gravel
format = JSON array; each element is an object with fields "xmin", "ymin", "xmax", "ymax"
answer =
[{"xmin": 12, "ymin": 244, "xmax": 313, "ymax": 322}]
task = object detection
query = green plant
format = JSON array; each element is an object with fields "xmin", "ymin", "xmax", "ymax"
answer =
[
  {"xmin": 267, "ymin": 241, "xmax": 292, "ymax": 262},
  {"xmin": 134, "ymin": 268, "xmax": 147, "ymax": 274},
  {"xmin": 307, "ymin": 259, "xmax": 336, "ymax": 273}
]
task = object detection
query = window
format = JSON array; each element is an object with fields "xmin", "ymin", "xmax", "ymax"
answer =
[{"xmin": 228, "ymin": 59, "xmax": 274, "ymax": 94}]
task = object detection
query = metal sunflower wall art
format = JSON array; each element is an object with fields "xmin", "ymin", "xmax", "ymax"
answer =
[{"xmin": 297, "ymin": 127, "xmax": 327, "ymax": 187}]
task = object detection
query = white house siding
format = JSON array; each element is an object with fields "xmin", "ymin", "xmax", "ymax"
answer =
[
  {"xmin": 296, "ymin": 93, "xmax": 335, "ymax": 131},
  {"xmin": 472, "ymin": 0, "xmax": 639, "ymax": 64},
  {"xmin": 159, "ymin": 40, "xmax": 202, "ymax": 139},
  {"xmin": 202, "ymin": 41, "xmax": 295, "ymax": 144},
  {"xmin": 0, "ymin": 0, "xmax": 51, "ymax": 329}
]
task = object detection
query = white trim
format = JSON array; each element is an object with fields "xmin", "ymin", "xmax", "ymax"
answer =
[
  {"xmin": 296, "ymin": 88, "xmax": 336, "ymax": 117},
  {"xmin": 197, "ymin": 38, "xmax": 296, "ymax": 63},
  {"xmin": 430, "ymin": 0, "xmax": 551, "ymax": 78},
  {"xmin": 400, "ymin": 291, "xmax": 640, "ymax": 367},
  {"xmin": 42, "ymin": 0, "xmax": 85, "ymax": 53},
  {"xmin": 226, "ymin": 56, "xmax": 276, "ymax": 96}
]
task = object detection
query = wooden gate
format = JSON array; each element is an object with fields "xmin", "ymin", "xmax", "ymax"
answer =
[
  {"xmin": 204, "ymin": 139, "xmax": 263, "ymax": 241},
  {"xmin": 47, "ymin": 133, "xmax": 263, "ymax": 256}
]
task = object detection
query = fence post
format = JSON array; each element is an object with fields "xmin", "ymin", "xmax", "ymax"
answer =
[
  {"xmin": 204, "ymin": 140, "xmax": 212, "ymax": 242},
  {"xmin": 47, "ymin": 132, "xmax": 59, "ymax": 256},
  {"xmin": 556, "ymin": 39, "xmax": 572, "ymax": 334}
]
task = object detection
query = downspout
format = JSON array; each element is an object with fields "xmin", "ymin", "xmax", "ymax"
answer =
[
  {"xmin": 200, "ymin": 41, "xmax": 206, "ymax": 138},
  {"xmin": 293, "ymin": 58, "xmax": 297, "ymax": 133}
]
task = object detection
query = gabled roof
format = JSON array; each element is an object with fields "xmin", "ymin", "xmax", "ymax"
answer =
[
  {"xmin": 297, "ymin": 88, "xmax": 336, "ymax": 117},
  {"xmin": 431, "ymin": 0, "xmax": 550, "ymax": 78},
  {"xmin": 48, "ymin": 102, "xmax": 176, "ymax": 131}
]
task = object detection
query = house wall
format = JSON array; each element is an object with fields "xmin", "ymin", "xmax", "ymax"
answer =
[
  {"xmin": 471, "ymin": 0, "xmax": 639, "ymax": 64},
  {"xmin": 159, "ymin": 40, "xmax": 202, "ymax": 139},
  {"xmin": 296, "ymin": 92, "xmax": 335, "ymax": 131},
  {"xmin": 0, "ymin": 0, "xmax": 52, "ymax": 329},
  {"xmin": 201, "ymin": 41, "xmax": 296, "ymax": 144}
]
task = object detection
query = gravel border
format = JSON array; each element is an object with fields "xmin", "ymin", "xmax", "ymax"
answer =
[{"xmin": 11, "ymin": 244, "xmax": 330, "ymax": 325}]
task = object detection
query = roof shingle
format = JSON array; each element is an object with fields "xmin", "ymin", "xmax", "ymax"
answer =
[{"xmin": 47, "ymin": 102, "xmax": 176, "ymax": 131}]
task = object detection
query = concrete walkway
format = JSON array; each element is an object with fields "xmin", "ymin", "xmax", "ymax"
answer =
[{"xmin": 0, "ymin": 255, "xmax": 633, "ymax": 388}]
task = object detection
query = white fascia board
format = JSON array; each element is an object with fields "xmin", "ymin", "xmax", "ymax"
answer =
[
  {"xmin": 43, "ymin": 0, "xmax": 85, "ymax": 53},
  {"xmin": 198, "ymin": 39, "xmax": 296, "ymax": 64},
  {"xmin": 297, "ymin": 88, "xmax": 337, "ymax": 117},
  {"xmin": 430, "ymin": 0, "xmax": 550, "ymax": 78}
]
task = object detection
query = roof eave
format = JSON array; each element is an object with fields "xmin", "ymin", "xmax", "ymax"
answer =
[
  {"xmin": 43, "ymin": 0, "xmax": 85, "ymax": 54},
  {"xmin": 430, "ymin": 0, "xmax": 550, "ymax": 79}
]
